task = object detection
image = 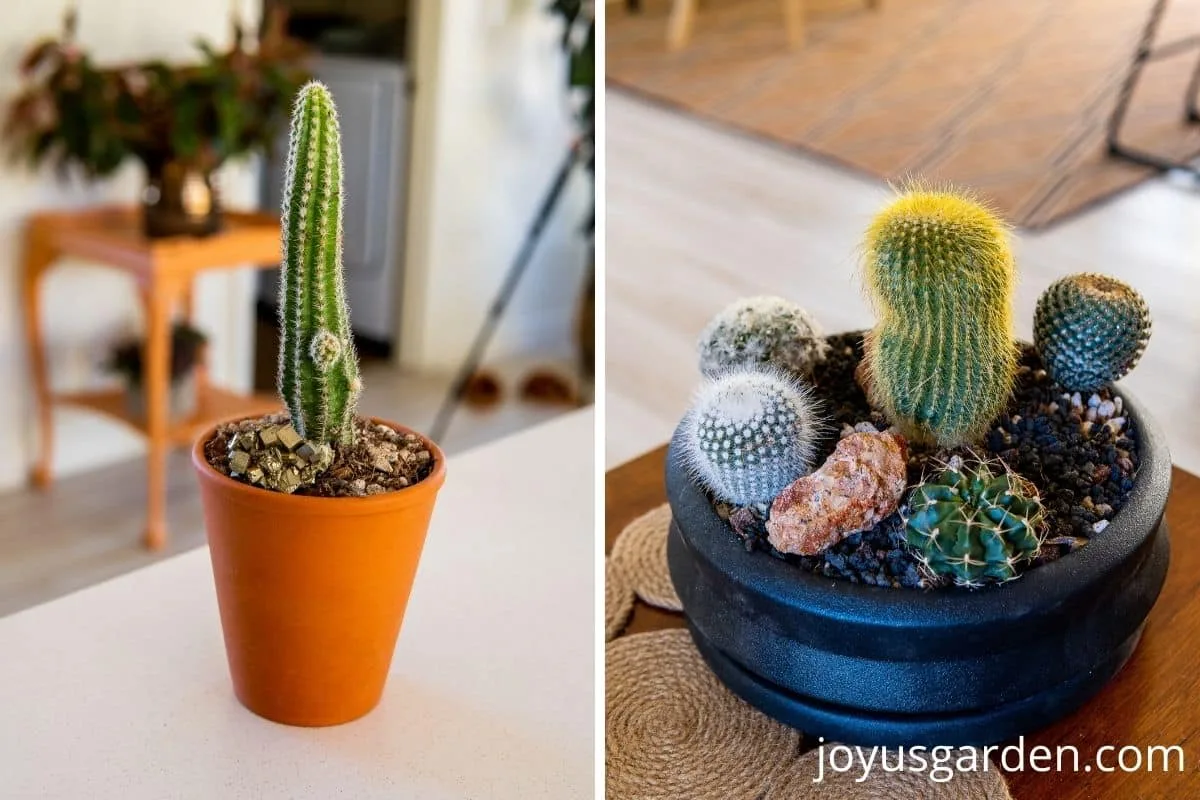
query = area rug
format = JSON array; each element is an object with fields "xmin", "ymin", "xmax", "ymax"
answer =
[{"xmin": 607, "ymin": 0, "xmax": 1200, "ymax": 228}]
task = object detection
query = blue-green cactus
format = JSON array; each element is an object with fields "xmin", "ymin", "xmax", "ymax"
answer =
[
  {"xmin": 1033, "ymin": 273, "xmax": 1151, "ymax": 393},
  {"xmin": 904, "ymin": 458, "xmax": 1045, "ymax": 587}
]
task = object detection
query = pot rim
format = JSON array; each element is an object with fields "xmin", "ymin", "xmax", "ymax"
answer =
[
  {"xmin": 192, "ymin": 415, "xmax": 447, "ymax": 516},
  {"xmin": 666, "ymin": 383, "xmax": 1171, "ymax": 630}
]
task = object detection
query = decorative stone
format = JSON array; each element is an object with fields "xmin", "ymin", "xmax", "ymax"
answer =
[
  {"xmin": 229, "ymin": 450, "xmax": 251, "ymax": 474},
  {"xmin": 225, "ymin": 421, "xmax": 334, "ymax": 494},
  {"xmin": 276, "ymin": 424, "xmax": 303, "ymax": 451},
  {"xmin": 371, "ymin": 455, "xmax": 392, "ymax": 473},
  {"xmin": 766, "ymin": 431, "xmax": 908, "ymax": 556}
]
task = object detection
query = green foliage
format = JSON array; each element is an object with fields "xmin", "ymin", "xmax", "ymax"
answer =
[
  {"xmin": 277, "ymin": 83, "xmax": 361, "ymax": 446},
  {"xmin": 1033, "ymin": 273, "xmax": 1151, "ymax": 393},
  {"xmin": 682, "ymin": 367, "xmax": 824, "ymax": 506},
  {"xmin": 904, "ymin": 459, "xmax": 1045, "ymax": 587},
  {"xmin": 3, "ymin": 8, "xmax": 306, "ymax": 178},
  {"xmin": 861, "ymin": 188, "xmax": 1019, "ymax": 446},
  {"xmin": 548, "ymin": 0, "xmax": 595, "ymax": 229}
]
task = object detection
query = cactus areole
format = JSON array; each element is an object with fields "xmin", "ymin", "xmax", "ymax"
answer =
[{"xmin": 278, "ymin": 82, "xmax": 362, "ymax": 446}]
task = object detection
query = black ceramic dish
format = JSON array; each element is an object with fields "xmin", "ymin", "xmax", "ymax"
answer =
[{"xmin": 665, "ymin": 387, "xmax": 1171, "ymax": 747}]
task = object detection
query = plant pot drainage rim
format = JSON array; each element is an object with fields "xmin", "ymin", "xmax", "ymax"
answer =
[{"xmin": 665, "ymin": 384, "xmax": 1170, "ymax": 631}]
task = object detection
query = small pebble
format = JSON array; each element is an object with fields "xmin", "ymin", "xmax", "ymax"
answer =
[{"xmin": 1092, "ymin": 519, "xmax": 1110, "ymax": 534}]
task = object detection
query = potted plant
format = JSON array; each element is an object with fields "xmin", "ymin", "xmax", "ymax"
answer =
[
  {"xmin": 107, "ymin": 322, "xmax": 207, "ymax": 421},
  {"xmin": 191, "ymin": 83, "xmax": 445, "ymax": 727},
  {"xmin": 3, "ymin": 8, "xmax": 306, "ymax": 237},
  {"xmin": 665, "ymin": 186, "xmax": 1169, "ymax": 746}
]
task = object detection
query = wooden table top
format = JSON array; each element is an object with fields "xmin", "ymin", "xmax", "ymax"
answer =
[
  {"xmin": 27, "ymin": 205, "xmax": 281, "ymax": 277},
  {"xmin": 606, "ymin": 445, "xmax": 1200, "ymax": 799}
]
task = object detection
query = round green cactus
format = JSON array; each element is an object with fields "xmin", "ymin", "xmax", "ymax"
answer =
[
  {"xmin": 1034, "ymin": 273, "xmax": 1151, "ymax": 393},
  {"xmin": 904, "ymin": 458, "xmax": 1045, "ymax": 587},
  {"xmin": 697, "ymin": 296, "xmax": 828, "ymax": 378},
  {"xmin": 861, "ymin": 188, "xmax": 1018, "ymax": 447}
]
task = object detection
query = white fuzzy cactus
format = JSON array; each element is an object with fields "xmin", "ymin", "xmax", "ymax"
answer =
[
  {"xmin": 697, "ymin": 296, "xmax": 828, "ymax": 378},
  {"xmin": 681, "ymin": 366, "xmax": 825, "ymax": 506}
]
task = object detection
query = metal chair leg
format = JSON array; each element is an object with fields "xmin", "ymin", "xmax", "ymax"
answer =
[{"xmin": 1106, "ymin": 0, "xmax": 1200, "ymax": 175}]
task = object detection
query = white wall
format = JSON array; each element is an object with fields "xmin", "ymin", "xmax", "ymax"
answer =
[
  {"xmin": 401, "ymin": 0, "xmax": 591, "ymax": 371},
  {"xmin": 0, "ymin": 1, "xmax": 262, "ymax": 491}
]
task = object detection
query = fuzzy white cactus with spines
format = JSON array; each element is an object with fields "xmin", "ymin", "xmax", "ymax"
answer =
[
  {"xmin": 278, "ymin": 82, "xmax": 362, "ymax": 445},
  {"xmin": 681, "ymin": 366, "xmax": 825, "ymax": 507},
  {"xmin": 697, "ymin": 296, "xmax": 829, "ymax": 378}
]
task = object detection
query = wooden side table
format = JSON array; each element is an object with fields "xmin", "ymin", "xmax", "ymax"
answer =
[{"xmin": 21, "ymin": 206, "xmax": 284, "ymax": 550}]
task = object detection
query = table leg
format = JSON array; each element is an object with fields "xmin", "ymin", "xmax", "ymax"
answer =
[
  {"xmin": 666, "ymin": 0, "xmax": 696, "ymax": 51},
  {"xmin": 21, "ymin": 229, "xmax": 57, "ymax": 488},
  {"xmin": 783, "ymin": 0, "xmax": 806, "ymax": 48},
  {"xmin": 143, "ymin": 277, "xmax": 174, "ymax": 551}
]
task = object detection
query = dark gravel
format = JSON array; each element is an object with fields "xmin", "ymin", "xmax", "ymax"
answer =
[{"xmin": 717, "ymin": 332, "xmax": 1141, "ymax": 590}]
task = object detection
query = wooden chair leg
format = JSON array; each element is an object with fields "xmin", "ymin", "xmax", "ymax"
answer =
[
  {"xmin": 667, "ymin": 0, "xmax": 697, "ymax": 51},
  {"xmin": 782, "ymin": 0, "xmax": 806, "ymax": 48},
  {"xmin": 21, "ymin": 228, "xmax": 57, "ymax": 489},
  {"xmin": 142, "ymin": 278, "xmax": 173, "ymax": 551}
]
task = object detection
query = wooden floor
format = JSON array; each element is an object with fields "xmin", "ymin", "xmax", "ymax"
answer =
[
  {"xmin": 606, "ymin": 91, "xmax": 1200, "ymax": 474},
  {"xmin": 0, "ymin": 354, "xmax": 583, "ymax": 618}
]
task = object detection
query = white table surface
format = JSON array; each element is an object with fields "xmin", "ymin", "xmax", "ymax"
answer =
[{"xmin": 0, "ymin": 410, "xmax": 595, "ymax": 799}]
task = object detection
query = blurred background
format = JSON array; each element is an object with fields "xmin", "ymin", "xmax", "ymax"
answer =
[
  {"xmin": 0, "ymin": 0, "xmax": 595, "ymax": 614},
  {"xmin": 606, "ymin": 0, "xmax": 1200, "ymax": 473}
]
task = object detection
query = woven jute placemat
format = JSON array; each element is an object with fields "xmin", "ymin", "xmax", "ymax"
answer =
[
  {"xmin": 610, "ymin": 502, "xmax": 681, "ymax": 611},
  {"xmin": 763, "ymin": 746, "xmax": 1014, "ymax": 799},
  {"xmin": 606, "ymin": 629, "xmax": 802, "ymax": 798},
  {"xmin": 606, "ymin": 558, "xmax": 636, "ymax": 642}
]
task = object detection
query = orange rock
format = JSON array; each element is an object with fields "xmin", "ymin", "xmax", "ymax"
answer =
[{"xmin": 766, "ymin": 430, "xmax": 908, "ymax": 556}]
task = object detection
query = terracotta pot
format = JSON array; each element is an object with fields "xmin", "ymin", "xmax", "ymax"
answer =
[{"xmin": 191, "ymin": 418, "xmax": 446, "ymax": 726}]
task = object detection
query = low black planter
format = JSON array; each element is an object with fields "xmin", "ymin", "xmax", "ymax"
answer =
[{"xmin": 665, "ymin": 387, "xmax": 1171, "ymax": 747}]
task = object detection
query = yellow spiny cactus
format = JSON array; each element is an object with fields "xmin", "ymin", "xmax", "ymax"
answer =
[{"xmin": 861, "ymin": 187, "xmax": 1018, "ymax": 446}]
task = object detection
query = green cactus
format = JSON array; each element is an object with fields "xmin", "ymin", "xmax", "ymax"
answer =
[
  {"xmin": 277, "ymin": 82, "xmax": 361, "ymax": 446},
  {"xmin": 1033, "ymin": 273, "xmax": 1151, "ymax": 393},
  {"xmin": 861, "ymin": 188, "xmax": 1018, "ymax": 447},
  {"xmin": 681, "ymin": 366, "xmax": 824, "ymax": 507},
  {"xmin": 904, "ymin": 458, "xmax": 1045, "ymax": 587}
]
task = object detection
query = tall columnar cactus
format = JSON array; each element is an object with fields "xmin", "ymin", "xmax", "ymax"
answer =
[
  {"xmin": 681, "ymin": 366, "xmax": 824, "ymax": 507},
  {"xmin": 861, "ymin": 188, "xmax": 1018, "ymax": 447},
  {"xmin": 1034, "ymin": 273, "xmax": 1151, "ymax": 393},
  {"xmin": 697, "ymin": 296, "xmax": 828, "ymax": 378},
  {"xmin": 904, "ymin": 458, "xmax": 1045, "ymax": 587},
  {"xmin": 278, "ymin": 82, "xmax": 361, "ymax": 445}
]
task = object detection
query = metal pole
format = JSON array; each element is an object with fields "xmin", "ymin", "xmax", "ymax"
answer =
[{"xmin": 429, "ymin": 143, "xmax": 580, "ymax": 443}]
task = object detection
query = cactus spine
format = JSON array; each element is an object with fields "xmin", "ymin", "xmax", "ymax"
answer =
[
  {"xmin": 904, "ymin": 458, "xmax": 1045, "ymax": 587},
  {"xmin": 278, "ymin": 82, "xmax": 361, "ymax": 445},
  {"xmin": 1034, "ymin": 273, "xmax": 1151, "ymax": 393},
  {"xmin": 861, "ymin": 187, "xmax": 1018, "ymax": 447},
  {"xmin": 681, "ymin": 366, "xmax": 824, "ymax": 507},
  {"xmin": 697, "ymin": 296, "xmax": 828, "ymax": 378}
]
